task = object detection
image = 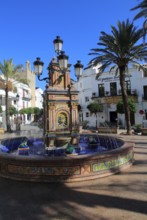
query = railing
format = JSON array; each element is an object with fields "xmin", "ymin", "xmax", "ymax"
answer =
[
  {"xmin": 91, "ymin": 90, "xmax": 138, "ymax": 103},
  {"xmin": 92, "ymin": 90, "xmax": 137, "ymax": 98}
]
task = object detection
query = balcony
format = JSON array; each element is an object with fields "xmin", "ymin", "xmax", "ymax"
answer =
[
  {"xmin": 22, "ymin": 93, "xmax": 31, "ymax": 101},
  {"xmin": 92, "ymin": 90, "xmax": 138, "ymax": 104}
]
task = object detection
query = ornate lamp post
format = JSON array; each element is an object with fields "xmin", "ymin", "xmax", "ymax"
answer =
[
  {"xmin": 34, "ymin": 36, "xmax": 83, "ymax": 82},
  {"xmin": 33, "ymin": 36, "xmax": 83, "ymax": 147}
]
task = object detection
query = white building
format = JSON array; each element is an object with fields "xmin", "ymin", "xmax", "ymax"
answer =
[
  {"xmin": 0, "ymin": 77, "xmax": 43, "ymax": 129},
  {"xmin": 74, "ymin": 64, "xmax": 147, "ymax": 129},
  {"xmin": 0, "ymin": 78, "xmax": 32, "ymax": 127},
  {"xmin": 35, "ymin": 87, "xmax": 43, "ymax": 109}
]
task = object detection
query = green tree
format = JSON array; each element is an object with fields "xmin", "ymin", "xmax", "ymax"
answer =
[
  {"xmin": 19, "ymin": 107, "xmax": 43, "ymax": 119},
  {"xmin": 117, "ymin": 99, "xmax": 136, "ymax": 114},
  {"xmin": 131, "ymin": 0, "xmax": 147, "ymax": 42},
  {"xmin": 9, "ymin": 106, "xmax": 17, "ymax": 116},
  {"xmin": 33, "ymin": 107, "xmax": 42, "ymax": 115},
  {"xmin": 0, "ymin": 105, "xmax": 2, "ymax": 113},
  {"xmin": 89, "ymin": 20, "xmax": 147, "ymax": 134},
  {"xmin": 87, "ymin": 101, "xmax": 103, "ymax": 129},
  {"xmin": 0, "ymin": 59, "xmax": 22, "ymax": 132},
  {"xmin": 19, "ymin": 107, "xmax": 42, "ymax": 115}
]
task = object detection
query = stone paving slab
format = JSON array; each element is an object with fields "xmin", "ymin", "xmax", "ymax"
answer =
[{"xmin": 0, "ymin": 130, "xmax": 146, "ymax": 219}]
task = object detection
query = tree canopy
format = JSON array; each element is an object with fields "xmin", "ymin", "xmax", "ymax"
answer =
[
  {"xmin": 117, "ymin": 99, "xmax": 136, "ymax": 114},
  {"xmin": 89, "ymin": 19, "xmax": 147, "ymax": 74},
  {"xmin": 131, "ymin": 0, "xmax": 147, "ymax": 42},
  {"xmin": 9, "ymin": 106, "xmax": 17, "ymax": 116},
  {"xmin": 131, "ymin": 0, "xmax": 147, "ymax": 20},
  {"xmin": 19, "ymin": 107, "xmax": 43, "ymax": 115},
  {"xmin": 87, "ymin": 102, "xmax": 103, "ymax": 115}
]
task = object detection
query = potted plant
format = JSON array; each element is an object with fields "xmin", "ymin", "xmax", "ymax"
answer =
[{"xmin": 133, "ymin": 124, "xmax": 142, "ymax": 134}]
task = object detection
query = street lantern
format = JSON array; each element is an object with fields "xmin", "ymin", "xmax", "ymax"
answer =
[
  {"xmin": 33, "ymin": 57, "xmax": 44, "ymax": 77},
  {"xmin": 16, "ymin": 94, "xmax": 20, "ymax": 101},
  {"xmin": 33, "ymin": 38, "xmax": 83, "ymax": 81},
  {"xmin": 74, "ymin": 60, "xmax": 83, "ymax": 79},
  {"xmin": 58, "ymin": 51, "xmax": 69, "ymax": 70},
  {"xmin": 53, "ymin": 36, "xmax": 63, "ymax": 54}
]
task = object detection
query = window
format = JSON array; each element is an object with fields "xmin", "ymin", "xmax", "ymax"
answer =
[
  {"xmin": 27, "ymin": 114, "xmax": 31, "ymax": 121},
  {"xmin": 143, "ymin": 67, "xmax": 147, "ymax": 77},
  {"xmin": 125, "ymin": 80, "xmax": 131, "ymax": 95},
  {"xmin": 110, "ymin": 82, "xmax": 117, "ymax": 96},
  {"xmin": 143, "ymin": 71, "xmax": 147, "ymax": 77},
  {"xmin": 23, "ymin": 89, "xmax": 29, "ymax": 98},
  {"xmin": 85, "ymin": 97, "xmax": 89, "ymax": 102},
  {"xmin": 98, "ymin": 84, "xmax": 105, "ymax": 97},
  {"xmin": 143, "ymin": 86, "xmax": 147, "ymax": 100},
  {"xmin": 86, "ymin": 112, "xmax": 89, "ymax": 117},
  {"xmin": 145, "ymin": 110, "xmax": 147, "ymax": 119},
  {"xmin": 92, "ymin": 92, "xmax": 96, "ymax": 97}
]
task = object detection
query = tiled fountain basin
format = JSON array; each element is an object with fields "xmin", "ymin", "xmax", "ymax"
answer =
[{"xmin": 0, "ymin": 138, "xmax": 134, "ymax": 183}]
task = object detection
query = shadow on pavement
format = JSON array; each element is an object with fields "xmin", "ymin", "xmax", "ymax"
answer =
[{"xmin": 0, "ymin": 176, "xmax": 146, "ymax": 220}]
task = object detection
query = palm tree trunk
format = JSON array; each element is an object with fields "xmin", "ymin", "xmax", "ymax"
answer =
[
  {"xmin": 5, "ymin": 85, "xmax": 11, "ymax": 132},
  {"xmin": 119, "ymin": 67, "xmax": 132, "ymax": 134}
]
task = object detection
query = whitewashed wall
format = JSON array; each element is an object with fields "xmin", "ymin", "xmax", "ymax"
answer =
[{"xmin": 74, "ymin": 64, "xmax": 147, "ymax": 128}]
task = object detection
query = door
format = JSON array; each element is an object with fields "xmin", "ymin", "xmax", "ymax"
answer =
[{"xmin": 109, "ymin": 111, "xmax": 117, "ymax": 125}]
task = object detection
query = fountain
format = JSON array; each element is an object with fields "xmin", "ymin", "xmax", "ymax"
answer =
[{"xmin": 0, "ymin": 36, "xmax": 134, "ymax": 182}]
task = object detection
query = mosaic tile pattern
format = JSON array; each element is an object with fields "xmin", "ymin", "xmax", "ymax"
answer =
[
  {"xmin": 0, "ymin": 142, "xmax": 134, "ymax": 182},
  {"xmin": 7, "ymin": 151, "xmax": 133, "ymax": 178},
  {"xmin": 92, "ymin": 152, "xmax": 133, "ymax": 172},
  {"xmin": 8, "ymin": 164, "xmax": 81, "ymax": 176}
]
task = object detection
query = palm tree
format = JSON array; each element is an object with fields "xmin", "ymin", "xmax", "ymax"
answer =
[
  {"xmin": 131, "ymin": 0, "xmax": 147, "ymax": 42},
  {"xmin": 89, "ymin": 19, "xmax": 147, "ymax": 134},
  {"xmin": 0, "ymin": 59, "xmax": 22, "ymax": 132}
]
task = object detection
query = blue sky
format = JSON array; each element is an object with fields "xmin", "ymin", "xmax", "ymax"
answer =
[{"xmin": 0, "ymin": 0, "xmax": 144, "ymax": 90}]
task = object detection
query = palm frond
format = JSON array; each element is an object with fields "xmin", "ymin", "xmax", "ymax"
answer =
[
  {"xmin": 131, "ymin": 0, "xmax": 147, "ymax": 20},
  {"xmin": 132, "ymin": 62, "xmax": 147, "ymax": 73},
  {"xmin": 0, "ymin": 59, "xmax": 24, "ymax": 84},
  {"xmin": 89, "ymin": 19, "xmax": 147, "ymax": 76},
  {"xmin": 109, "ymin": 65, "xmax": 118, "ymax": 75}
]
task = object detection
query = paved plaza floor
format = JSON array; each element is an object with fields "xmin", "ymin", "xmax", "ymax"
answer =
[{"xmin": 0, "ymin": 129, "xmax": 146, "ymax": 220}]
